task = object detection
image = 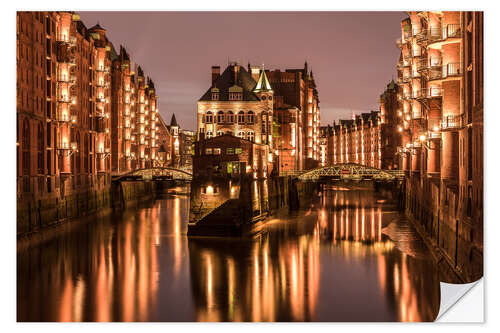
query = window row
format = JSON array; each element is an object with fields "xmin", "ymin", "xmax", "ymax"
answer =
[
  {"xmin": 205, "ymin": 130, "xmax": 255, "ymax": 142},
  {"xmin": 204, "ymin": 111, "xmax": 254, "ymax": 124},
  {"xmin": 204, "ymin": 147, "xmax": 244, "ymax": 155}
]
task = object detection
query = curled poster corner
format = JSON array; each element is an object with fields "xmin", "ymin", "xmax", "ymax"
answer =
[{"xmin": 436, "ymin": 278, "xmax": 484, "ymax": 322}]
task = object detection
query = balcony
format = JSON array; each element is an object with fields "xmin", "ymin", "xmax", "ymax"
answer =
[
  {"xmin": 428, "ymin": 24, "xmax": 462, "ymax": 45},
  {"xmin": 94, "ymin": 110, "xmax": 106, "ymax": 118},
  {"xmin": 441, "ymin": 113, "xmax": 464, "ymax": 130},
  {"xmin": 427, "ymin": 87, "xmax": 443, "ymax": 98},
  {"xmin": 428, "ymin": 131, "xmax": 441, "ymax": 140},
  {"xmin": 96, "ymin": 66, "xmax": 110, "ymax": 73},
  {"xmin": 415, "ymin": 29, "xmax": 428, "ymax": 43},
  {"xmin": 444, "ymin": 24, "xmax": 462, "ymax": 39},
  {"xmin": 96, "ymin": 81, "xmax": 109, "ymax": 88},
  {"xmin": 416, "ymin": 59, "xmax": 429, "ymax": 72},
  {"xmin": 58, "ymin": 95, "xmax": 71, "ymax": 104},
  {"xmin": 397, "ymin": 60, "xmax": 411, "ymax": 69},
  {"xmin": 55, "ymin": 112, "xmax": 71, "ymax": 123},
  {"xmin": 443, "ymin": 63, "xmax": 462, "ymax": 78},
  {"xmin": 428, "ymin": 68, "xmax": 443, "ymax": 81},
  {"xmin": 414, "ymin": 87, "xmax": 443, "ymax": 99}
]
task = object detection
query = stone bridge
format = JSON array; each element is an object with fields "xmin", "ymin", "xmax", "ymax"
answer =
[{"xmin": 112, "ymin": 167, "xmax": 193, "ymax": 181}]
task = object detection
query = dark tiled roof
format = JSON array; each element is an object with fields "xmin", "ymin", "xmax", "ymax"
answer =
[
  {"xmin": 89, "ymin": 23, "xmax": 105, "ymax": 31},
  {"xmin": 199, "ymin": 65, "xmax": 260, "ymax": 102}
]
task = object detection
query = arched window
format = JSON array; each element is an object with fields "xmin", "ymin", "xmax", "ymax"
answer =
[
  {"xmin": 37, "ymin": 123, "xmax": 44, "ymax": 174},
  {"xmin": 247, "ymin": 110, "xmax": 254, "ymax": 124},
  {"xmin": 247, "ymin": 131, "xmax": 255, "ymax": 142},
  {"xmin": 227, "ymin": 111, "xmax": 234, "ymax": 124},
  {"xmin": 206, "ymin": 131, "xmax": 213, "ymax": 139},
  {"xmin": 237, "ymin": 131, "xmax": 245, "ymax": 139},
  {"xmin": 205, "ymin": 111, "xmax": 213, "ymax": 124},
  {"xmin": 22, "ymin": 119, "xmax": 30, "ymax": 174},
  {"xmin": 238, "ymin": 111, "xmax": 245, "ymax": 124},
  {"xmin": 261, "ymin": 112, "xmax": 267, "ymax": 133},
  {"xmin": 217, "ymin": 111, "xmax": 224, "ymax": 123},
  {"xmin": 217, "ymin": 130, "xmax": 224, "ymax": 136}
]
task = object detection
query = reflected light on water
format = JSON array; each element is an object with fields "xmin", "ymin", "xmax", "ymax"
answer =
[{"xmin": 17, "ymin": 186, "xmax": 440, "ymax": 322}]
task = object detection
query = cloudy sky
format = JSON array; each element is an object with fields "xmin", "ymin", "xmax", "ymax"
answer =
[{"xmin": 79, "ymin": 11, "xmax": 407, "ymax": 130}]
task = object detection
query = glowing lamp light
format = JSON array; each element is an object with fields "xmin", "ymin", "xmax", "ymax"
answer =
[
  {"xmin": 419, "ymin": 134, "xmax": 427, "ymax": 142},
  {"xmin": 433, "ymin": 126, "xmax": 439, "ymax": 132},
  {"xmin": 206, "ymin": 185, "xmax": 214, "ymax": 195}
]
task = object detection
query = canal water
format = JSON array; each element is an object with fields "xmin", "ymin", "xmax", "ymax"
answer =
[{"xmin": 17, "ymin": 185, "xmax": 440, "ymax": 322}]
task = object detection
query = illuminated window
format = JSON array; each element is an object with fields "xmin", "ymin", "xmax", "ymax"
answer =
[
  {"xmin": 238, "ymin": 111, "xmax": 245, "ymax": 124},
  {"xmin": 205, "ymin": 148, "xmax": 213, "ymax": 155},
  {"xmin": 247, "ymin": 111, "xmax": 254, "ymax": 124},
  {"xmin": 235, "ymin": 148, "xmax": 243, "ymax": 154},
  {"xmin": 217, "ymin": 111, "xmax": 224, "ymax": 123},
  {"xmin": 227, "ymin": 148, "xmax": 234, "ymax": 154},
  {"xmin": 227, "ymin": 111, "xmax": 234, "ymax": 123},
  {"xmin": 205, "ymin": 111, "xmax": 213, "ymax": 123},
  {"xmin": 214, "ymin": 148, "xmax": 221, "ymax": 155},
  {"xmin": 247, "ymin": 131, "xmax": 255, "ymax": 142},
  {"xmin": 237, "ymin": 131, "xmax": 245, "ymax": 139},
  {"xmin": 206, "ymin": 131, "xmax": 213, "ymax": 139}
]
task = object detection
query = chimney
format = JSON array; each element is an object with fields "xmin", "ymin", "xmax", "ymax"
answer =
[
  {"xmin": 250, "ymin": 66, "xmax": 260, "ymax": 82},
  {"xmin": 211, "ymin": 66, "xmax": 220, "ymax": 84},
  {"xmin": 233, "ymin": 64, "xmax": 239, "ymax": 84}
]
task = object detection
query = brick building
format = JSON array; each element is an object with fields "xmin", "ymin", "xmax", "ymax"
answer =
[
  {"xmin": 267, "ymin": 62, "xmax": 321, "ymax": 170},
  {"xmin": 197, "ymin": 62, "xmax": 274, "ymax": 173},
  {"xmin": 193, "ymin": 134, "xmax": 269, "ymax": 179},
  {"xmin": 16, "ymin": 11, "xmax": 169, "ymax": 232},
  {"xmin": 196, "ymin": 61, "xmax": 321, "ymax": 175},
  {"xmin": 394, "ymin": 11, "xmax": 483, "ymax": 282},
  {"xmin": 326, "ymin": 111, "xmax": 386, "ymax": 169}
]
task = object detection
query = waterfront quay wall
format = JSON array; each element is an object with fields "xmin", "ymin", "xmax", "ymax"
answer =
[
  {"xmin": 188, "ymin": 175, "xmax": 302, "ymax": 236},
  {"xmin": 17, "ymin": 180, "xmax": 162, "ymax": 237},
  {"xmin": 403, "ymin": 174, "xmax": 483, "ymax": 283}
]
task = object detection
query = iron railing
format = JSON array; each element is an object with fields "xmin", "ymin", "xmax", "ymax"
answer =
[{"xmin": 441, "ymin": 113, "xmax": 464, "ymax": 130}]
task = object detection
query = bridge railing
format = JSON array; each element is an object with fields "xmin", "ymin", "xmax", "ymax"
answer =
[
  {"xmin": 297, "ymin": 163, "xmax": 401, "ymax": 182},
  {"xmin": 112, "ymin": 167, "xmax": 193, "ymax": 181}
]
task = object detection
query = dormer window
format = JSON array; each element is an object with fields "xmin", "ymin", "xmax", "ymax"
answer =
[
  {"xmin": 211, "ymin": 87, "xmax": 219, "ymax": 101},
  {"xmin": 229, "ymin": 85, "xmax": 243, "ymax": 101},
  {"xmin": 229, "ymin": 92, "xmax": 242, "ymax": 101}
]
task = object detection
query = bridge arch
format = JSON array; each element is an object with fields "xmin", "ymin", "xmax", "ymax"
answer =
[
  {"xmin": 297, "ymin": 163, "xmax": 401, "ymax": 182},
  {"xmin": 113, "ymin": 167, "xmax": 193, "ymax": 181}
]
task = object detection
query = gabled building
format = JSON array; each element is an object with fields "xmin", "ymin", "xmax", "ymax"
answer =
[{"xmin": 197, "ymin": 62, "xmax": 274, "ymax": 172}]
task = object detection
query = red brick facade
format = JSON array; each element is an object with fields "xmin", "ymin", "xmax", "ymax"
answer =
[{"xmin": 17, "ymin": 11, "xmax": 170, "ymax": 206}]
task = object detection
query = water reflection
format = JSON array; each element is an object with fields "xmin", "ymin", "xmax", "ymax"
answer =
[{"xmin": 17, "ymin": 186, "xmax": 440, "ymax": 322}]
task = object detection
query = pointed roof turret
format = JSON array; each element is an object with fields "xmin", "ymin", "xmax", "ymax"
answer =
[
  {"xmin": 170, "ymin": 113, "xmax": 178, "ymax": 127},
  {"xmin": 89, "ymin": 22, "xmax": 106, "ymax": 32},
  {"xmin": 253, "ymin": 66, "xmax": 273, "ymax": 93}
]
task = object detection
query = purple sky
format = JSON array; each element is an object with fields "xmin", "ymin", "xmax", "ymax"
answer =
[{"xmin": 79, "ymin": 11, "xmax": 407, "ymax": 131}]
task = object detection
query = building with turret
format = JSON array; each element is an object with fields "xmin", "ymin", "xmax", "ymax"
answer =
[
  {"xmin": 196, "ymin": 62, "xmax": 275, "ymax": 174},
  {"xmin": 195, "ymin": 61, "xmax": 321, "ymax": 176}
]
